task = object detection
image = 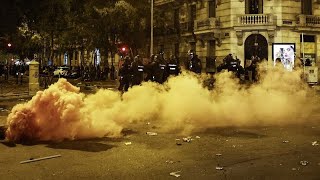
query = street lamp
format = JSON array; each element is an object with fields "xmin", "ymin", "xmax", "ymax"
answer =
[
  {"xmin": 7, "ymin": 43, "xmax": 12, "ymax": 47},
  {"xmin": 150, "ymin": 0, "xmax": 154, "ymax": 56}
]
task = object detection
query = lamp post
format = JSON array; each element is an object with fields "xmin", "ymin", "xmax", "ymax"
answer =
[{"xmin": 150, "ymin": 0, "xmax": 154, "ymax": 56}]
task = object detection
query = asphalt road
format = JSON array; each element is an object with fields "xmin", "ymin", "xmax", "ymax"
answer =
[{"xmin": 0, "ymin": 107, "xmax": 320, "ymax": 180}]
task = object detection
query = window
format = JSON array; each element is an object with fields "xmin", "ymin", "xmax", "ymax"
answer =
[
  {"xmin": 190, "ymin": 42, "xmax": 196, "ymax": 53},
  {"xmin": 207, "ymin": 40, "xmax": 215, "ymax": 57},
  {"xmin": 189, "ymin": 4, "xmax": 196, "ymax": 31},
  {"xmin": 208, "ymin": 0, "xmax": 216, "ymax": 18},
  {"xmin": 174, "ymin": 8, "xmax": 179, "ymax": 29},
  {"xmin": 246, "ymin": 0, "xmax": 263, "ymax": 14},
  {"xmin": 174, "ymin": 43, "xmax": 179, "ymax": 57},
  {"xmin": 301, "ymin": 0, "xmax": 312, "ymax": 15}
]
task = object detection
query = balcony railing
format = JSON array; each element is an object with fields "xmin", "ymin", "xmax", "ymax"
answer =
[
  {"xmin": 154, "ymin": 0, "xmax": 175, "ymax": 6},
  {"xmin": 297, "ymin": 15, "xmax": 320, "ymax": 27},
  {"xmin": 180, "ymin": 21, "xmax": 194, "ymax": 33},
  {"xmin": 235, "ymin": 14, "xmax": 276, "ymax": 26},
  {"xmin": 153, "ymin": 25, "xmax": 179, "ymax": 36},
  {"xmin": 194, "ymin": 17, "xmax": 219, "ymax": 31}
]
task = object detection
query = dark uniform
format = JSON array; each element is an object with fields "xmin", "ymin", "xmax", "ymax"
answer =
[
  {"xmin": 189, "ymin": 54, "xmax": 202, "ymax": 74},
  {"xmin": 131, "ymin": 56, "xmax": 144, "ymax": 86},
  {"xmin": 153, "ymin": 55, "xmax": 167, "ymax": 84},
  {"xmin": 144, "ymin": 55, "xmax": 155, "ymax": 82},
  {"xmin": 167, "ymin": 55, "xmax": 180, "ymax": 76},
  {"xmin": 118, "ymin": 57, "xmax": 131, "ymax": 92},
  {"xmin": 217, "ymin": 54, "xmax": 245, "ymax": 79}
]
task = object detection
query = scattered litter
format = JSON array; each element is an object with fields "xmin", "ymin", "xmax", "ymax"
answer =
[
  {"xmin": 125, "ymin": 142, "xmax": 132, "ymax": 145},
  {"xmin": 166, "ymin": 160, "xmax": 174, "ymax": 164},
  {"xmin": 215, "ymin": 154, "xmax": 222, "ymax": 156},
  {"xmin": 312, "ymin": 127, "xmax": 316, "ymax": 129},
  {"xmin": 282, "ymin": 140, "xmax": 289, "ymax": 143},
  {"xmin": 195, "ymin": 136, "xmax": 200, "ymax": 139},
  {"xmin": 146, "ymin": 132, "xmax": 157, "ymax": 136},
  {"xmin": 182, "ymin": 137, "xmax": 192, "ymax": 143},
  {"xmin": 20, "ymin": 154, "xmax": 61, "ymax": 164},
  {"xmin": 146, "ymin": 122, "xmax": 151, "ymax": 125},
  {"xmin": 292, "ymin": 168, "xmax": 297, "ymax": 171},
  {"xmin": 312, "ymin": 141, "xmax": 319, "ymax": 146},
  {"xmin": 300, "ymin": 161, "xmax": 309, "ymax": 166},
  {"xmin": 175, "ymin": 139, "xmax": 182, "ymax": 146},
  {"xmin": 279, "ymin": 164, "xmax": 282, "ymax": 166},
  {"xmin": 169, "ymin": 171, "xmax": 181, "ymax": 178},
  {"xmin": 226, "ymin": 140, "xmax": 229, "ymax": 142},
  {"xmin": 318, "ymin": 163, "xmax": 320, "ymax": 166},
  {"xmin": 216, "ymin": 166, "xmax": 224, "ymax": 170}
]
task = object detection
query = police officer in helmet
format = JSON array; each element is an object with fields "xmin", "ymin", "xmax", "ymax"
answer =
[
  {"xmin": 131, "ymin": 55, "xmax": 144, "ymax": 86},
  {"xmin": 189, "ymin": 52, "xmax": 202, "ymax": 74},
  {"xmin": 118, "ymin": 56, "xmax": 131, "ymax": 92}
]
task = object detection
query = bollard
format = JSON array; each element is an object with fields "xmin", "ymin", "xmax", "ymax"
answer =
[{"xmin": 29, "ymin": 60, "xmax": 40, "ymax": 95}]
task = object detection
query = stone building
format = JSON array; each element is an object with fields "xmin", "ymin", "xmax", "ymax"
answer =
[{"xmin": 152, "ymin": 0, "xmax": 320, "ymax": 71}]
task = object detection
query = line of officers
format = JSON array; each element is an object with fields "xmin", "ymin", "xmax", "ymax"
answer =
[
  {"xmin": 118, "ymin": 53, "xmax": 183, "ymax": 92},
  {"xmin": 118, "ymin": 52, "xmax": 246, "ymax": 92}
]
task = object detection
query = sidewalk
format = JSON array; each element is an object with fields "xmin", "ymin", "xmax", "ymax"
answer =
[{"xmin": 0, "ymin": 77, "xmax": 119, "ymax": 101}]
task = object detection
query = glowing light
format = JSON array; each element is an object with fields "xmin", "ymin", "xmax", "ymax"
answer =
[{"xmin": 7, "ymin": 43, "xmax": 12, "ymax": 47}]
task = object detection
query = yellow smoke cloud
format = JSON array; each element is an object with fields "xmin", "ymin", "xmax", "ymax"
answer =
[{"xmin": 5, "ymin": 64, "xmax": 319, "ymax": 142}]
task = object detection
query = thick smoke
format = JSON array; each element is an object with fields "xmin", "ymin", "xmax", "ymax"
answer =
[{"xmin": 5, "ymin": 63, "xmax": 319, "ymax": 142}]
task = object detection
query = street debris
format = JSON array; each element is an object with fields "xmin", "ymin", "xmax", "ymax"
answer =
[
  {"xmin": 312, "ymin": 141, "xmax": 319, "ymax": 146},
  {"xmin": 300, "ymin": 160, "xmax": 309, "ymax": 166},
  {"xmin": 216, "ymin": 166, "xmax": 224, "ymax": 170},
  {"xmin": 182, "ymin": 137, "xmax": 192, "ymax": 143},
  {"xmin": 166, "ymin": 160, "xmax": 180, "ymax": 164},
  {"xmin": 124, "ymin": 142, "xmax": 132, "ymax": 145},
  {"xmin": 215, "ymin": 154, "xmax": 222, "ymax": 156},
  {"xmin": 169, "ymin": 171, "xmax": 181, "ymax": 177},
  {"xmin": 318, "ymin": 163, "xmax": 320, "ymax": 166},
  {"xmin": 292, "ymin": 168, "xmax": 297, "ymax": 171},
  {"xmin": 20, "ymin": 154, "xmax": 61, "ymax": 164},
  {"xmin": 146, "ymin": 122, "xmax": 151, "ymax": 125},
  {"xmin": 282, "ymin": 140, "xmax": 289, "ymax": 143},
  {"xmin": 195, "ymin": 136, "xmax": 200, "ymax": 139},
  {"xmin": 146, "ymin": 132, "xmax": 157, "ymax": 136},
  {"xmin": 175, "ymin": 139, "xmax": 182, "ymax": 146}
]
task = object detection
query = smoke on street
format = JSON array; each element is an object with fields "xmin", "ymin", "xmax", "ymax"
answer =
[{"xmin": 5, "ymin": 63, "xmax": 319, "ymax": 142}]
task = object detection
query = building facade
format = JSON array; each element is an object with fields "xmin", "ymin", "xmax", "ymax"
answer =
[{"xmin": 152, "ymin": 0, "xmax": 320, "ymax": 72}]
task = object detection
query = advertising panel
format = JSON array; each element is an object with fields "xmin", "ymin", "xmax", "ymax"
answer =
[{"xmin": 272, "ymin": 43, "xmax": 295, "ymax": 71}]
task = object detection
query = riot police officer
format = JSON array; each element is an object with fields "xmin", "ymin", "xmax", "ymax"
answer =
[
  {"xmin": 189, "ymin": 53, "xmax": 202, "ymax": 74},
  {"xmin": 145, "ymin": 54, "xmax": 155, "ymax": 82},
  {"xmin": 131, "ymin": 55, "xmax": 144, "ymax": 86},
  {"xmin": 118, "ymin": 56, "xmax": 131, "ymax": 92},
  {"xmin": 153, "ymin": 54, "xmax": 167, "ymax": 84},
  {"xmin": 167, "ymin": 55, "xmax": 180, "ymax": 76}
]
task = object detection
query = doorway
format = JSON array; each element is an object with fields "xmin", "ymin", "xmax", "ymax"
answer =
[{"xmin": 244, "ymin": 34, "xmax": 268, "ymax": 66}]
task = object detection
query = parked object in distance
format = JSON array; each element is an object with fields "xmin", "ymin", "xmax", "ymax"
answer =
[{"xmin": 53, "ymin": 66, "xmax": 69, "ymax": 77}]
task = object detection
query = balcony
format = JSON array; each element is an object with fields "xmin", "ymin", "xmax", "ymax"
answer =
[
  {"xmin": 194, "ymin": 17, "xmax": 219, "ymax": 32},
  {"xmin": 297, "ymin": 15, "xmax": 320, "ymax": 28},
  {"xmin": 154, "ymin": 0, "xmax": 176, "ymax": 6},
  {"xmin": 234, "ymin": 14, "xmax": 276, "ymax": 30},
  {"xmin": 180, "ymin": 21, "xmax": 194, "ymax": 33},
  {"xmin": 153, "ymin": 25, "xmax": 179, "ymax": 36}
]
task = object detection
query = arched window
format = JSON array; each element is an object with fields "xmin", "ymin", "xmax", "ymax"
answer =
[{"xmin": 245, "ymin": 0, "xmax": 263, "ymax": 14}]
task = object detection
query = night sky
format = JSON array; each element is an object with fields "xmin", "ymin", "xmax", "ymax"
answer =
[{"xmin": 0, "ymin": 0, "xmax": 19, "ymax": 35}]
